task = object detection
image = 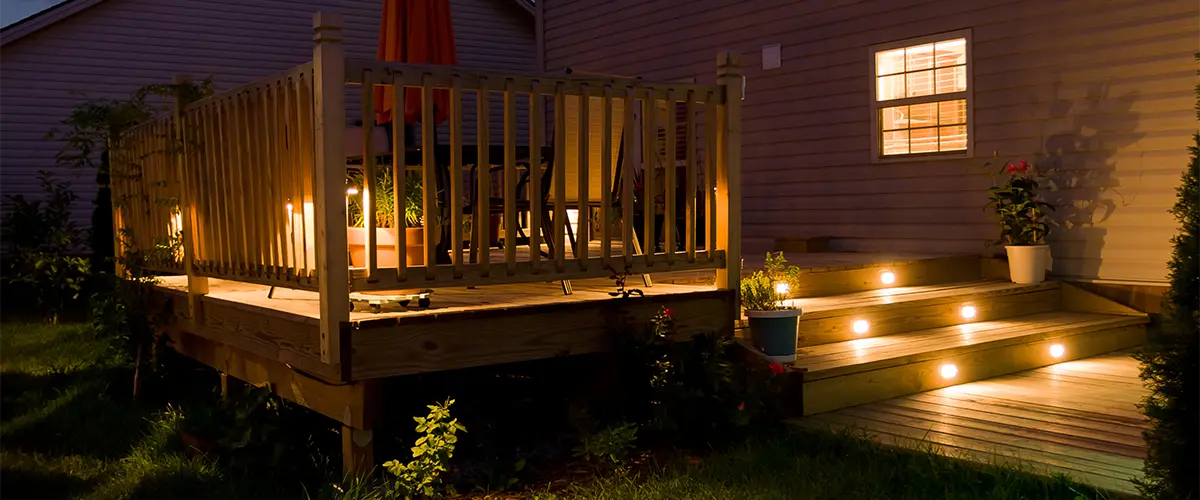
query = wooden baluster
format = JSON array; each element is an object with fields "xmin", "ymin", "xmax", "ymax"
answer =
[
  {"xmin": 475, "ymin": 80, "xmax": 491, "ymax": 276},
  {"xmin": 449, "ymin": 75, "xmax": 464, "ymax": 278},
  {"xmin": 705, "ymin": 90, "xmax": 718, "ymax": 262},
  {"xmin": 528, "ymin": 81, "xmax": 542, "ymax": 273},
  {"xmin": 420, "ymin": 73, "xmax": 437, "ymax": 280},
  {"xmin": 283, "ymin": 82, "xmax": 301, "ymax": 278},
  {"xmin": 362, "ymin": 69, "xmax": 378, "ymax": 279},
  {"xmin": 641, "ymin": 87, "xmax": 655, "ymax": 265},
  {"xmin": 503, "ymin": 79, "xmax": 517, "ymax": 275},
  {"xmin": 600, "ymin": 86, "xmax": 612, "ymax": 268},
  {"xmin": 241, "ymin": 93, "xmax": 264, "ymax": 277},
  {"xmin": 217, "ymin": 101, "xmax": 238, "ymax": 274},
  {"xmin": 202, "ymin": 105, "xmax": 224, "ymax": 273},
  {"xmin": 264, "ymin": 82, "xmax": 284, "ymax": 275},
  {"xmin": 576, "ymin": 84, "xmax": 590, "ymax": 270},
  {"xmin": 392, "ymin": 73, "xmax": 407, "ymax": 281},
  {"xmin": 173, "ymin": 75, "xmax": 208, "ymax": 312},
  {"xmin": 297, "ymin": 75, "xmax": 316, "ymax": 281},
  {"xmin": 621, "ymin": 88, "xmax": 634, "ymax": 268},
  {"xmin": 715, "ymin": 52, "xmax": 743, "ymax": 296},
  {"xmin": 232, "ymin": 96, "xmax": 252, "ymax": 274},
  {"xmin": 685, "ymin": 90, "xmax": 697, "ymax": 263},
  {"xmin": 553, "ymin": 82, "xmax": 566, "ymax": 271},
  {"xmin": 664, "ymin": 89, "xmax": 677, "ymax": 265}
]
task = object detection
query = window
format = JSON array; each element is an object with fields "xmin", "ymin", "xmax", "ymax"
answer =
[{"xmin": 870, "ymin": 30, "xmax": 972, "ymax": 160}]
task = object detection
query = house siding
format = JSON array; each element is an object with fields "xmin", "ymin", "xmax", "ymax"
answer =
[
  {"xmin": 1, "ymin": 0, "xmax": 534, "ymax": 226},
  {"xmin": 543, "ymin": 0, "xmax": 1198, "ymax": 283}
]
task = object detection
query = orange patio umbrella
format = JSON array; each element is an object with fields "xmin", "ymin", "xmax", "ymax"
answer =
[{"xmin": 374, "ymin": 0, "xmax": 458, "ymax": 126}]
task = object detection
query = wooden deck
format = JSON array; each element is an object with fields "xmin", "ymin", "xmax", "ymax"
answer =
[{"xmin": 799, "ymin": 351, "xmax": 1149, "ymax": 496}]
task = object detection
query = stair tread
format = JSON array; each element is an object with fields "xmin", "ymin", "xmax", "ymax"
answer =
[
  {"xmin": 788, "ymin": 280, "xmax": 1056, "ymax": 316},
  {"xmin": 797, "ymin": 311, "xmax": 1148, "ymax": 379}
]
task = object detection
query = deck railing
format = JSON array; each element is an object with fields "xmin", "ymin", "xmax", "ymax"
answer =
[{"xmin": 112, "ymin": 12, "xmax": 742, "ymax": 364}]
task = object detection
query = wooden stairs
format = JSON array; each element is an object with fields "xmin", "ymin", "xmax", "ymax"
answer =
[{"xmin": 740, "ymin": 255, "xmax": 1150, "ymax": 416}]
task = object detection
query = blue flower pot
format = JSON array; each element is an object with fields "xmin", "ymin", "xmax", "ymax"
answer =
[{"xmin": 746, "ymin": 308, "xmax": 802, "ymax": 363}]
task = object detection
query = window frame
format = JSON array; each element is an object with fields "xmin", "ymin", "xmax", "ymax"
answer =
[{"xmin": 869, "ymin": 28, "xmax": 974, "ymax": 163}]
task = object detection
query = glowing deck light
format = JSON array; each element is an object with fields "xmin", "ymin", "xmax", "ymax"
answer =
[
  {"xmin": 346, "ymin": 186, "xmax": 360, "ymax": 196},
  {"xmin": 775, "ymin": 282, "xmax": 790, "ymax": 295},
  {"xmin": 939, "ymin": 363, "xmax": 958, "ymax": 379},
  {"xmin": 1049, "ymin": 344, "xmax": 1066, "ymax": 359},
  {"xmin": 960, "ymin": 305, "xmax": 978, "ymax": 320},
  {"xmin": 880, "ymin": 270, "xmax": 896, "ymax": 285},
  {"xmin": 852, "ymin": 320, "xmax": 870, "ymax": 335}
]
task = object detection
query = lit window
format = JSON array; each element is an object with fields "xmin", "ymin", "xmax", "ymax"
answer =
[{"xmin": 871, "ymin": 31, "xmax": 971, "ymax": 160}]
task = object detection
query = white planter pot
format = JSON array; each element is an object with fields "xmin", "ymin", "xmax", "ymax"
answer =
[{"xmin": 1005, "ymin": 244, "xmax": 1049, "ymax": 284}]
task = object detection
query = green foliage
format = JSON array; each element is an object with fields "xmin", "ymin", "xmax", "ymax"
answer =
[
  {"xmin": 1, "ymin": 171, "xmax": 90, "ymax": 323},
  {"xmin": 382, "ymin": 399, "xmax": 467, "ymax": 499},
  {"xmin": 348, "ymin": 170, "xmax": 423, "ymax": 228},
  {"xmin": 573, "ymin": 422, "xmax": 638, "ymax": 469},
  {"xmin": 740, "ymin": 252, "xmax": 800, "ymax": 311},
  {"xmin": 984, "ymin": 160, "xmax": 1056, "ymax": 246},
  {"xmin": 1133, "ymin": 52, "xmax": 1200, "ymax": 500}
]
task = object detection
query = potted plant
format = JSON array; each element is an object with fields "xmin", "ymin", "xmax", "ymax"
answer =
[
  {"xmin": 347, "ymin": 170, "xmax": 425, "ymax": 267},
  {"xmin": 741, "ymin": 252, "xmax": 802, "ymax": 363},
  {"xmin": 986, "ymin": 160, "xmax": 1056, "ymax": 284}
]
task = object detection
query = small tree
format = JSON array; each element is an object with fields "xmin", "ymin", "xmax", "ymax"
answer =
[{"xmin": 1133, "ymin": 53, "xmax": 1200, "ymax": 500}]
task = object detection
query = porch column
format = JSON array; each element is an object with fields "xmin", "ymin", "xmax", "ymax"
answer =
[{"xmin": 715, "ymin": 52, "xmax": 743, "ymax": 305}]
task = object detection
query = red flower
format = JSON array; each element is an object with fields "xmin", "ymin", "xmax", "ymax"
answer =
[
  {"xmin": 1005, "ymin": 160, "xmax": 1031, "ymax": 174},
  {"xmin": 663, "ymin": 307, "xmax": 674, "ymax": 317},
  {"xmin": 689, "ymin": 458, "xmax": 699, "ymax": 464},
  {"xmin": 737, "ymin": 402, "xmax": 746, "ymax": 411},
  {"xmin": 769, "ymin": 363, "xmax": 785, "ymax": 375}
]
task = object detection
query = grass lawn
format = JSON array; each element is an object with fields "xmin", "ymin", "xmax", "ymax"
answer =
[{"xmin": 1, "ymin": 321, "xmax": 1109, "ymax": 499}]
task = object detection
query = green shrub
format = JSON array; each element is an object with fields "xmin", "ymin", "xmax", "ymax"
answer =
[
  {"xmin": 1133, "ymin": 53, "xmax": 1200, "ymax": 500},
  {"xmin": 347, "ymin": 169, "xmax": 423, "ymax": 228},
  {"xmin": 573, "ymin": 422, "xmax": 638, "ymax": 469},
  {"xmin": 741, "ymin": 252, "xmax": 800, "ymax": 311},
  {"xmin": 383, "ymin": 398, "xmax": 466, "ymax": 499}
]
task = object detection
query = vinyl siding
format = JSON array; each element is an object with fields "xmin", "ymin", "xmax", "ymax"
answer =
[
  {"xmin": 0, "ymin": 0, "xmax": 534, "ymax": 227},
  {"xmin": 543, "ymin": 0, "xmax": 1198, "ymax": 283}
]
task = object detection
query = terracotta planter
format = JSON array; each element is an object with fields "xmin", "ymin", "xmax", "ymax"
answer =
[
  {"xmin": 348, "ymin": 226, "xmax": 425, "ymax": 267},
  {"xmin": 746, "ymin": 308, "xmax": 802, "ymax": 364},
  {"xmin": 1005, "ymin": 244, "xmax": 1049, "ymax": 284}
]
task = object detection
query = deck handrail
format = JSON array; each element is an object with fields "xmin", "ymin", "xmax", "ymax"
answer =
[{"xmin": 112, "ymin": 12, "xmax": 742, "ymax": 365}]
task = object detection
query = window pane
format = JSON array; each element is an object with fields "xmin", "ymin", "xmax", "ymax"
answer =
[
  {"xmin": 905, "ymin": 43, "xmax": 935, "ymax": 71},
  {"xmin": 911, "ymin": 128, "xmax": 938, "ymax": 153},
  {"xmin": 909, "ymin": 102, "xmax": 937, "ymax": 128},
  {"xmin": 877, "ymin": 74, "xmax": 905, "ymax": 100},
  {"xmin": 882, "ymin": 130, "xmax": 909, "ymax": 155},
  {"xmin": 906, "ymin": 70, "xmax": 935, "ymax": 97},
  {"xmin": 935, "ymin": 66, "xmax": 966, "ymax": 94},
  {"xmin": 938, "ymin": 99, "xmax": 967, "ymax": 125},
  {"xmin": 934, "ymin": 39, "xmax": 966, "ymax": 67},
  {"xmin": 939, "ymin": 125, "xmax": 968, "ymax": 151},
  {"xmin": 876, "ymin": 48, "xmax": 905, "ymax": 76},
  {"xmin": 880, "ymin": 105, "xmax": 908, "ymax": 130}
]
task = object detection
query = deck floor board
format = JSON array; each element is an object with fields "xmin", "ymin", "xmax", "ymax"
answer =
[{"xmin": 798, "ymin": 351, "xmax": 1149, "ymax": 496}]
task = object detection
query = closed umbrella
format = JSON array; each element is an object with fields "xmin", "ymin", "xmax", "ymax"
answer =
[{"xmin": 374, "ymin": 0, "xmax": 458, "ymax": 126}]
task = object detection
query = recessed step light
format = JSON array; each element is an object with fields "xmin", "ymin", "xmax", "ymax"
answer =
[
  {"xmin": 879, "ymin": 270, "xmax": 896, "ymax": 285},
  {"xmin": 960, "ymin": 305, "xmax": 977, "ymax": 320},
  {"xmin": 939, "ymin": 363, "xmax": 958, "ymax": 379},
  {"xmin": 1049, "ymin": 344, "xmax": 1066, "ymax": 359},
  {"xmin": 852, "ymin": 319, "xmax": 870, "ymax": 334}
]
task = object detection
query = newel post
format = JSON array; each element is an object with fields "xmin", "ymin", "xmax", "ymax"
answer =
[
  {"xmin": 715, "ymin": 52, "xmax": 742, "ymax": 306},
  {"xmin": 313, "ymin": 12, "xmax": 350, "ymax": 364},
  {"xmin": 173, "ymin": 73, "xmax": 209, "ymax": 319}
]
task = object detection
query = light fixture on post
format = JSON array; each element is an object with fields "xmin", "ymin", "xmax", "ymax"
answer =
[
  {"xmin": 939, "ymin": 363, "xmax": 958, "ymax": 379},
  {"xmin": 960, "ymin": 305, "xmax": 977, "ymax": 320},
  {"xmin": 852, "ymin": 319, "xmax": 870, "ymax": 335},
  {"xmin": 880, "ymin": 270, "xmax": 896, "ymax": 286}
]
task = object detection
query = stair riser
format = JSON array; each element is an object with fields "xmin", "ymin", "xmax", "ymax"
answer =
[
  {"xmin": 797, "ymin": 287, "xmax": 1061, "ymax": 346},
  {"xmin": 801, "ymin": 324, "xmax": 1146, "ymax": 415},
  {"xmin": 785, "ymin": 256, "xmax": 980, "ymax": 298}
]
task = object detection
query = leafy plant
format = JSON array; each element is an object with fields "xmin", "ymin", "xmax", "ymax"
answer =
[
  {"xmin": 1, "ymin": 171, "xmax": 90, "ymax": 323},
  {"xmin": 985, "ymin": 160, "xmax": 1056, "ymax": 246},
  {"xmin": 740, "ymin": 252, "xmax": 799, "ymax": 311},
  {"xmin": 573, "ymin": 422, "xmax": 638, "ymax": 468},
  {"xmin": 348, "ymin": 169, "xmax": 423, "ymax": 228},
  {"xmin": 1133, "ymin": 53, "xmax": 1200, "ymax": 500},
  {"xmin": 383, "ymin": 398, "xmax": 467, "ymax": 499}
]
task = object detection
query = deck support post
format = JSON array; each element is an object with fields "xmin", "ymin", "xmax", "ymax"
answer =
[
  {"xmin": 312, "ymin": 12, "xmax": 351, "ymax": 364},
  {"xmin": 715, "ymin": 52, "xmax": 742, "ymax": 308},
  {"xmin": 341, "ymin": 379, "xmax": 382, "ymax": 476},
  {"xmin": 173, "ymin": 73, "xmax": 208, "ymax": 319}
]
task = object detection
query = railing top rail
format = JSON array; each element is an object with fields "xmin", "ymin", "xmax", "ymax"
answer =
[
  {"xmin": 183, "ymin": 61, "xmax": 314, "ymax": 113},
  {"xmin": 345, "ymin": 59, "xmax": 726, "ymax": 101}
]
